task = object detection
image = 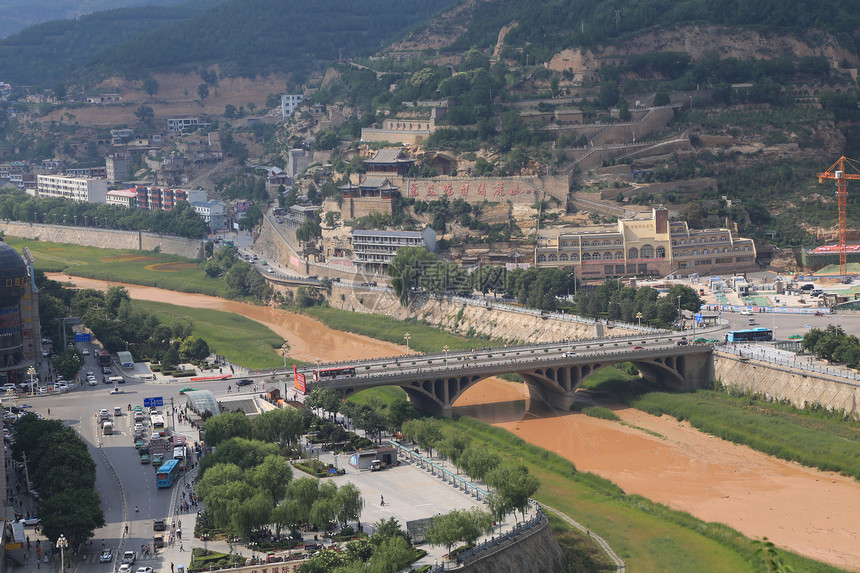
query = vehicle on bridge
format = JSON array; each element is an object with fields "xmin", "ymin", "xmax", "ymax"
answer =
[
  {"xmin": 156, "ymin": 459, "xmax": 181, "ymax": 488},
  {"xmin": 313, "ymin": 366, "xmax": 356, "ymax": 381},
  {"xmin": 727, "ymin": 328, "xmax": 773, "ymax": 342}
]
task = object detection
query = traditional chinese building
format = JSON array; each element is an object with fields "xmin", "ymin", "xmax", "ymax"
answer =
[
  {"xmin": 338, "ymin": 176, "xmax": 399, "ymax": 219},
  {"xmin": 364, "ymin": 148, "xmax": 416, "ymax": 176}
]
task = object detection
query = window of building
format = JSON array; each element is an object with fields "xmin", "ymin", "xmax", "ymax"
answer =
[
  {"xmin": 615, "ymin": 251, "xmax": 623, "ymax": 259},
  {"xmin": 603, "ymin": 240, "xmax": 611, "ymax": 246},
  {"xmin": 693, "ymin": 250, "xmax": 698, "ymax": 256},
  {"xmin": 548, "ymin": 254, "xmax": 557, "ymax": 262},
  {"xmin": 656, "ymin": 246, "xmax": 666, "ymax": 258},
  {"xmin": 592, "ymin": 252, "xmax": 600, "ymax": 260},
  {"xmin": 571, "ymin": 253, "xmax": 580, "ymax": 262},
  {"xmin": 614, "ymin": 239, "xmax": 623, "ymax": 245},
  {"xmin": 538, "ymin": 254, "xmax": 546, "ymax": 262},
  {"xmin": 640, "ymin": 245, "xmax": 654, "ymax": 258},
  {"xmin": 560, "ymin": 254, "xmax": 568, "ymax": 261},
  {"xmin": 582, "ymin": 253, "xmax": 591, "ymax": 261},
  {"xmin": 628, "ymin": 247, "xmax": 638, "ymax": 259},
  {"xmin": 603, "ymin": 252, "xmax": 612, "ymax": 260},
  {"xmin": 583, "ymin": 241, "xmax": 590, "ymax": 247}
]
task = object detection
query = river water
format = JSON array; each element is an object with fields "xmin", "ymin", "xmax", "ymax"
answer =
[{"xmin": 60, "ymin": 275, "xmax": 860, "ymax": 571}]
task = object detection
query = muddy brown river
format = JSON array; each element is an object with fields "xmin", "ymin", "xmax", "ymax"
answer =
[{"xmin": 62, "ymin": 275, "xmax": 860, "ymax": 571}]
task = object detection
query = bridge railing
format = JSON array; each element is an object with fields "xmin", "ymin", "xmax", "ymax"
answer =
[{"xmin": 717, "ymin": 344, "xmax": 860, "ymax": 385}]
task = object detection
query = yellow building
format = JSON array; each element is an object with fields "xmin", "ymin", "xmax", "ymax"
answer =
[{"xmin": 535, "ymin": 207, "xmax": 756, "ymax": 279}]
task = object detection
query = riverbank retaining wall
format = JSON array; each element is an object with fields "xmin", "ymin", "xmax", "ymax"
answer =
[
  {"xmin": 456, "ymin": 513, "xmax": 567, "ymax": 573},
  {"xmin": 0, "ymin": 221, "xmax": 205, "ymax": 259},
  {"xmin": 332, "ymin": 285, "xmax": 637, "ymax": 344},
  {"xmin": 714, "ymin": 351, "xmax": 860, "ymax": 419}
]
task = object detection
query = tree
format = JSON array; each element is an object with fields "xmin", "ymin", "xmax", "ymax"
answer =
[
  {"xmin": 438, "ymin": 432, "xmax": 471, "ymax": 469},
  {"xmin": 389, "ymin": 246, "xmax": 437, "ymax": 306},
  {"xmin": 135, "ymin": 105, "xmax": 154, "ymax": 123},
  {"xmin": 204, "ymin": 412, "xmax": 253, "ymax": 447},
  {"xmin": 198, "ymin": 83, "xmax": 209, "ymax": 101},
  {"xmin": 425, "ymin": 508, "xmax": 493, "ymax": 555},
  {"xmin": 40, "ymin": 488, "xmax": 105, "ymax": 548},
  {"xmin": 335, "ymin": 483, "xmax": 364, "ymax": 527},
  {"xmin": 224, "ymin": 104, "xmax": 238, "ymax": 119},
  {"xmin": 305, "ymin": 388, "xmax": 342, "ymax": 420},
  {"xmin": 599, "ymin": 81, "xmax": 620, "ymax": 109},
  {"xmin": 486, "ymin": 464, "xmax": 540, "ymax": 522},
  {"xmin": 252, "ymin": 407, "xmax": 305, "ymax": 445},
  {"xmin": 456, "ymin": 445, "xmax": 500, "ymax": 482},
  {"xmin": 654, "ymin": 91, "xmax": 670, "ymax": 106},
  {"xmin": 251, "ymin": 454, "xmax": 293, "ymax": 503},
  {"xmin": 53, "ymin": 348, "xmax": 84, "ymax": 381},
  {"xmin": 617, "ymin": 96, "xmax": 631, "ymax": 121},
  {"xmin": 402, "ymin": 418, "xmax": 444, "ymax": 457},
  {"xmin": 142, "ymin": 76, "xmax": 159, "ymax": 98}
]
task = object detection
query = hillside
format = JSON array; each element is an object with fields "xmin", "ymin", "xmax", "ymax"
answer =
[
  {"xmin": 0, "ymin": 3, "xmax": 219, "ymax": 86},
  {"xmin": 0, "ymin": 0, "xmax": 204, "ymax": 39}
]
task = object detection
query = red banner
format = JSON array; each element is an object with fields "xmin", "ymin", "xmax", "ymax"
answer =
[{"xmin": 293, "ymin": 365, "xmax": 306, "ymax": 394}]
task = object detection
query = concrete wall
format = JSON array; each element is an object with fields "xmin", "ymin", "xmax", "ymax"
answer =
[
  {"xmin": 458, "ymin": 514, "xmax": 566, "ymax": 573},
  {"xmin": 332, "ymin": 286, "xmax": 636, "ymax": 344},
  {"xmin": 0, "ymin": 221, "xmax": 204, "ymax": 258},
  {"xmin": 396, "ymin": 174, "xmax": 569, "ymax": 205},
  {"xmin": 714, "ymin": 351, "xmax": 860, "ymax": 419}
]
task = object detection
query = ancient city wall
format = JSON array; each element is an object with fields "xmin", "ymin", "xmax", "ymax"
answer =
[
  {"xmin": 713, "ymin": 351, "xmax": 860, "ymax": 419},
  {"xmin": 0, "ymin": 221, "xmax": 204, "ymax": 258}
]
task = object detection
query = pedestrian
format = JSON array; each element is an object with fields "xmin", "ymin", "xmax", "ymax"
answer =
[
  {"xmin": 47, "ymin": 409, "xmax": 50, "ymax": 416},
  {"xmin": 171, "ymin": 563, "xmax": 174, "ymax": 573},
  {"xmin": 380, "ymin": 495, "xmax": 384, "ymax": 506},
  {"xmin": 179, "ymin": 544, "xmax": 184, "ymax": 552}
]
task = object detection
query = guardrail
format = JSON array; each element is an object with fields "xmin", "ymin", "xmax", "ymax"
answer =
[{"xmin": 716, "ymin": 344, "xmax": 860, "ymax": 385}]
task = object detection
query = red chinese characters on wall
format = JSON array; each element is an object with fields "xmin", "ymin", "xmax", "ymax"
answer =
[{"xmin": 413, "ymin": 181, "xmax": 538, "ymax": 200}]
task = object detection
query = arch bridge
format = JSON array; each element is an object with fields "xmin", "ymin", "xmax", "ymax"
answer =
[{"xmin": 300, "ymin": 340, "xmax": 715, "ymax": 417}]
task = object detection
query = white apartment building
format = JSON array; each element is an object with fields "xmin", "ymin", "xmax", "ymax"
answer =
[
  {"xmin": 36, "ymin": 174, "xmax": 108, "ymax": 203},
  {"xmin": 350, "ymin": 228, "xmax": 437, "ymax": 273},
  {"xmin": 281, "ymin": 94, "xmax": 304, "ymax": 118},
  {"xmin": 191, "ymin": 200, "xmax": 227, "ymax": 230}
]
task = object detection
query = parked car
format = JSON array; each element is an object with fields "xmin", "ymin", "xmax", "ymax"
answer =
[
  {"xmin": 20, "ymin": 516, "xmax": 40, "ymax": 526},
  {"xmin": 800, "ymin": 284, "xmax": 815, "ymax": 291}
]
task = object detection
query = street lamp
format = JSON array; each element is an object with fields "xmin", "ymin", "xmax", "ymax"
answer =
[
  {"xmin": 56, "ymin": 534, "xmax": 68, "ymax": 573},
  {"xmin": 404, "ymin": 332, "xmax": 411, "ymax": 354},
  {"xmin": 443, "ymin": 345, "xmax": 449, "ymax": 366},
  {"xmin": 677, "ymin": 295, "xmax": 683, "ymax": 330},
  {"xmin": 281, "ymin": 342, "xmax": 290, "ymax": 368}
]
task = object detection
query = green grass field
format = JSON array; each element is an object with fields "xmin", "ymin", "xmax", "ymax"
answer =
[
  {"xmin": 2, "ymin": 237, "xmax": 230, "ymax": 297},
  {"xmin": 628, "ymin": 390, "xmax": 860, "ymax": 480},
  {"xmin": 134, "ymin": 300, "xmax": 294, "ymax": 370}
]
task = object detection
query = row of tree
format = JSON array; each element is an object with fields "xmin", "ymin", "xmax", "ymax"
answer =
[
  {"xmin": 571, "ymin": 280, "xmax": 702, "ymax": 327},
  {"xmin": 0, "ymin": 190, "xmax": 207, "ymax": 239},
  {"xmin": 11, "ymin": 415, "xmax": 105, "ymax": 548},
  {"xmin": 203, "ymin": 410, "xmax": 307, "ymax": 449}
]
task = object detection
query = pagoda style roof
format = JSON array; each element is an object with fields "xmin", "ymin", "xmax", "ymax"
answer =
[{"xmin": 365, "ymin": 148, "xmax": 416, "ymax": 165}]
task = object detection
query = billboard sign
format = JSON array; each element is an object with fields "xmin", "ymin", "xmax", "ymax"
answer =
[{"xmin": 293, "ymin": 365, "xmax": 306, "ymax": 394}]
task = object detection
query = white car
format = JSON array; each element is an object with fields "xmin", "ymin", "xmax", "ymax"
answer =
[
  {"xmin": 121, "ymin": 551, "xmax": 135, "ymax": 565},
  {"xmin": 99, "ymin": 549, "xmax": 113, "ymax": 563},
  {"xmin": 136, "ymin": 567, "xmax": 153, "ymax": 573},
  {"xmin": 82, "ymin": 349, "xmax": 90, "ymax": 356},
  {"xmin": 267, "ymin": 267, "xmax": 275, "ymax": 273},
  {"xmin": 87, "ymin": 377, "xmax": 97, "ymax": 386},
  {"xmin": 119, "ymin": 565, "xmax": 132, "ymax": 573}
]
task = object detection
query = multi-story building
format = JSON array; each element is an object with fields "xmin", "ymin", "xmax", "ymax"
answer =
[
  {"xmin": 106, "ymin": 189, "xmax": 137, "ymax": 209},
  {"xmin": 65, "ymin": 166, "xmax": 107, "ymax": 178},
  {"xmin": 191, "ymin": 200, "xmax": 227, "ymax": 230},
  {"xmin": 105, "ymin": 153, "xmax": 133, "ymax": 183},
  {"xmin": 534, "ymin": 207, "xmax": 756, "ymax": 279},
  {"xmin": 281, "ymin": 94, "xmax": 304, "ymax": 118},
  {"xmin": 167, "ymin": 117, "xmax": 199, "ymax": 133},
  {"xmin": 350, "ymin": 228, "xmax": 437, "ymax": 273},
  {"xmin": 133, "ymin": 186, "xmax": 205, "ymax": 211},
  {"xmin": 36, "ymin": 174, "xmax": 108, "ymax": 203}
]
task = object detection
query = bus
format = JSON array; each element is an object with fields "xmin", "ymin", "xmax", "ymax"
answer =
[
  {"xmin": 313, "ymin": 366, "xmax": 356, "ymax": 381},
  {"xmin": 173, "ymin": 446, "xmax": 187, "ymax": 470},
  {"xmin": 727, "ymin": 328, "xmax": 773, "ymax": 343},
  {"xmin": 151, "ymin": 414, "xmax": 166, "ymax": 435},
  {"xmin": 96, "ymin": 350, "xmax": 111, "ymax": 366},
  {"xmin": 156, "ymin": 460, "xmax": 180, "ymax": 488},
  {"xmin": 171, "ymin": 435, "xmax": 187, "ymax": 448}
]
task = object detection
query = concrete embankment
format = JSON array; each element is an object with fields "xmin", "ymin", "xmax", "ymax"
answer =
[
  {"xmin": 331, "ymin": 285, "xmax": 638, "ymax": 344},
  {"xmin": 0, "ymin": 221, "xmax": 205, "ymax": 259},
  {"xmin": 456, "ymin": 514, "xmax": 567, "ymax": 573},
  {"xmin": 714, "ymin": 351, "xmax": 860, "ymax": 419}
]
